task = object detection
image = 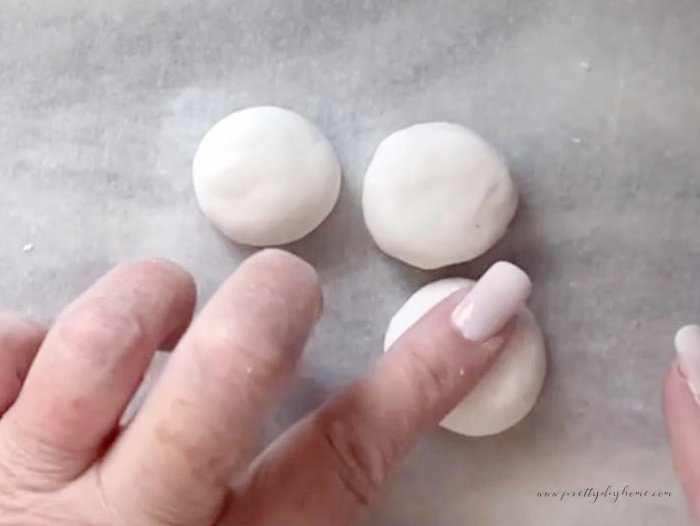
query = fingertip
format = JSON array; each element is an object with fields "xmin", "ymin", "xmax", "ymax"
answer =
[
  {"xmin": 108, "ymin": 259, "xmax": 197, "ymax": 351},
  {"xmin": 492, "ymin": 261, "xmax": 533, "ymax": 291},
  {"xmin": 674, "ymin": 324, "xmax": 700, "ymax": 403},
  {"xmin": 247, "ymin": 249, "xmax": 320, "ymax": 284},
  {"xmin": 675, "ymin": 324, "xmax": 700, "ymax": 356},
  {"xmin": 127, "ymin": 257, "xmax": 197, "ymax": 299},
  {"xmin": 241, "ymin": 249, "xmax": 323, "ymax": 317},
  {"xmin": 450, "ymin": 261, "xmax": 531, "ymax": 343}
]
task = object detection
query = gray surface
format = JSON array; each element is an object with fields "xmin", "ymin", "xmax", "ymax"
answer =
[{"xmin": 1, "ymin": 0, "xmax": 699, "ymax": 524}]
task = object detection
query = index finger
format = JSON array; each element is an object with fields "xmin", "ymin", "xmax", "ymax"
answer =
[{"xmin": 222, "ymin": 262, "xmax": 531, "ymax": 526}]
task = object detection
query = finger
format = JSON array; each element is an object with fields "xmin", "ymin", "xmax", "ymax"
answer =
[
  {"xmin": 101, "ymin": 249, "xmax": 322, "ymax": 526},
  {"xmin": 0, "ymin": 314, "xmax": 46, "ymax": 414},
  {"xmin": 664, "ymin": 325, "xmax": 700, "ymax": 523},
  {"xmin": 222, "ymin": 262, "xmax": 531, "ymax": 526},
  {"xmin": 0, "ymin": 259, "xmax": 196, "ymax": 484}
]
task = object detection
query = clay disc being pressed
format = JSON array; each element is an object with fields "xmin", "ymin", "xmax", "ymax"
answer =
[{"xmin": 384, "ymin": 277, "xmax": 546, "ymax": 437}]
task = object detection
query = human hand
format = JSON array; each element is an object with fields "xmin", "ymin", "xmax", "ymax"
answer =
[
  {"xmin": 665, "ymin": 325, "xmax": 700, "ymax": 524},
  {"xmin": 0, "ymin": 249, "xmax": 525, "ymax": 526}
]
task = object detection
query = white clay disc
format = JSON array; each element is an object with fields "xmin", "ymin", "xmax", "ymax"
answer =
[
  {"xmin": 384, "ymin": 277, "xmax": 546, "ymax": 437},
  {"xmin": 362, "ymin": 123, "xmax": 518, "ymax": 269},
  {"xmin": 193, "ymin": 106, "xmax": 341, "ymax": 246}
]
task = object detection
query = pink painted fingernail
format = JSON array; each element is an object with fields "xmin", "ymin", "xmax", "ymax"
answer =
[
  {"xmin": 675, "ymin": 325, "xmax": 700, "ymax": 402},
  {"xmin": 451, "ymin": 261, "xmax": 532, "ymax": 342}
]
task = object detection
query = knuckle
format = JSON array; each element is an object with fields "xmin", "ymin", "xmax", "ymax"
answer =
[
  {"xmin": 125, "ymin": 258, "xmax": 196, "ymax": 296},
  {"xmin": 55, "ymin": 302, "xmax": 145, "ymax": 363},
  {"xmin": 401, "ymin": 342, "xmax": 454, "ymax": 407},
  {"xmin": 316, "ymin": 414, "xmax": 390, "ymax": 507}
]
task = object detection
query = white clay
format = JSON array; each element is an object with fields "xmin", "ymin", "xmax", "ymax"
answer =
[
  {"xmin": 193, "ymin": 106, "xmax": 341, "ymax": 246},
  {"xmin": 384, "ymin": 278, "xmax": 546, "ymax": 437},
  {"xmin": 362, "ymin": 123, "xmax": 518, "ymax": 269}
]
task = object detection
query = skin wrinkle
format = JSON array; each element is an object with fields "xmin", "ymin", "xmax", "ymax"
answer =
[
  {"xmin": 322, "ymin": 426, "xmax": 375, "ymax": 508},
  {"xmin": 85, "ymin": 464, "xmax": 123, "ymax": 525},
  {"xmin": 0, "ymin": 412, "xmax": 93, "ymax": 490},
  {"xmin": 398, "ymin": 343, "xmax": 454, "ymax": 409}
]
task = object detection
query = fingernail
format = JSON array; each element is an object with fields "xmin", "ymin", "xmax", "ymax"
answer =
[
  {"xmin": 675, "ymin": 325, "xmax": 700, "ymax": 402},
  {"xmin": 451, "ymin": 261, "xmax": 532, "ymax": 342}
]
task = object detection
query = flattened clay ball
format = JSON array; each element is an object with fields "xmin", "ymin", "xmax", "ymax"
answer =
[
  {"xmin": 384, "ymin": 277, "xmax": 546, "ymax": 437},
  {"xmin": 193, "ymin": 106, "xmax": 341, "ymax": 246},
  {"xmin": 362, "ymin": 123, "xmax": 518, "ymax": 269}
]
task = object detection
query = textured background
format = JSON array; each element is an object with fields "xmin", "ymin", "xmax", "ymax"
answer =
[{"xmin": 1, "ymin": 1, "xmax": 699, "ymax": 524}]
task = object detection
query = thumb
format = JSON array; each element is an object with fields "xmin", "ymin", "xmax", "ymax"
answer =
[{"xmin": 664, "ymin": 325, "xmax": 700, "ymax": 523}]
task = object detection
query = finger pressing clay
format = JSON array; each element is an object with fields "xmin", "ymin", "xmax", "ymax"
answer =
[
  {"xmin": 193, "ymin": 106, "xmax": 341, "ymax": 246},
  {"xmin": 384, "ymin": 277, "xmax": 546, "ymax": 437},
  {"xmin": 362, "ymin": 123, "xmax": 518, "ymax": 269}
]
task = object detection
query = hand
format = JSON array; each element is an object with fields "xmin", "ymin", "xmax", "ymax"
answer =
[
  {"xmin": 0, "ymin": 249, "xmax": 517, "ymax": 526},
  {"xmin": 665, "ymin": 325, "xmax": 700, "ymax": 523}
]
